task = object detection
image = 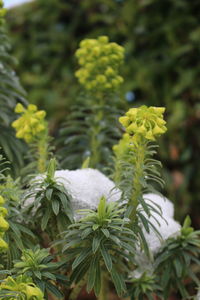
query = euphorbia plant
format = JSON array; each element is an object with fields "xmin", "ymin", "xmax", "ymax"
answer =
[
  {"xmin": 12, "ymin": 103, "xmax": 50, "ymax": 174},
  {"xmin": 0, "ymin": 28, "xmax": 199, "ymax": 300},
  {"xmin": 58, "ymin": 36, "xmax": 125, "ymax": 170}
]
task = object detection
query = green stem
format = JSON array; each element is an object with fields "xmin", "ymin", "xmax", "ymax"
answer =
[
  {"xmin": 129, "ymin": 140, "xmax": 146, "ymax": 222},
  {"xmin": 69, "ymin": 277, "xmax": 86, "ymax": 300},
  {"xmin": 99, "ymin": 273, "xmax": 108, "ymax": 300},
  {"xmin": 90, "ymin": 103, "xmax": 104, "ymax": 168},
  {"xmin": 113, "ymin": 158, "xmax": 122, "ymax": 184},
  {"xmin": 37, "ymin": 131, "xmax": 49, "ymax": 173}
]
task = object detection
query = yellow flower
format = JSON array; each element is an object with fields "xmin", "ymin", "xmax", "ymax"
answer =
[
  {"xmin": 75, "ymin": 36, "xmax": 124, "ymax": 92},
  {"xmin": 0, "ymin": 207, "xmax": 8, "ymax": 217},
  {"xmin": 28, "ymin": 104, "xmax": 37, "ymax": 112},
  {"xmin": 113, "ymin": 134, "xmax": 131, "ymax": 158},
  {"xmin": 12, "ymin": 104, "xmax": 47, "ymax": 144},
  {"xmin": 0, "ymin": 216, "xmax": 9, "ymax": 231},
  {"xmin": 119, "ymin": 105, "xmax": 167, "ymax": 141},
  {"xmin": 1, "ymin": 275, "xmax": 44, "ymax": 300},
  {"xmin": 15, "ymin": 103, "xmax": 25, "ymax": 113},
  {"xmin": 0, "ymin": 195, "xmax": 5, "ymax": 205},
  {"xmin": 25, "ymin": 285, "xmax": 44, "ymax": 299},
  {"xmin": 0, "ymin": 238, "xmax": 8, "ymax": 251}
]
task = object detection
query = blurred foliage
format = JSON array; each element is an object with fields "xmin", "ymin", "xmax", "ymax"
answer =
[
  {"xmin": 0, "ymin": 7, "xmax": 27, "ymax": 175},
  {"xmin": 6, "ymin": 0, "xmax": 200, "ymax": 226}
]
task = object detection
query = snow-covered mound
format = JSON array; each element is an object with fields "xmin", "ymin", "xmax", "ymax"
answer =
[
  {"xmin": 139, "ymin": 193, "xmax": 180, "ymax": 254},
  {"xmin": 54, "ymin": 168, "xmax": 121, "ymax": 213},
  {"xmin": 142, "ymin": 193, "xmax": 174, "ymax": 218}
]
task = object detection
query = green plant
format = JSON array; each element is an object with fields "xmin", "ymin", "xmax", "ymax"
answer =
[
  {"xmin": 0, "ymin": 2, "xmax": 27, "ymax": 175},
  {"xmin": 0, "ymin": 195, "xmax": 9, "ymax": 252},
  {"xmin": 127, "ymin": 273, "xmax": 162, "ymax": 300},
  {"xmin": 0, "ymin": 154, "xmax": 35, "ymax": 267},
  {"xmin": 7, "ymin": 0, "xmax": 200, "ymax": 224},
  {"xmin": 24, "ymin": 159, "xmax": 73, "ymax": 240},
  {"xmin": 0, "ymin": 274, "xmax": 44, "ymax": 299},
  {"xmin": 12, "ymin": 103, "xmax": 51, "ymax": 174},
  {"xmin": 58, "ymin": 36, "xmax": 124, "ymax": 171},
  {"xmin": 58, "ymin": 196, "xmax": 135, "ymax": 299},
  {"xmin": 13, "ymin": 246, "xmax": 68, "ymax": 298},
  {"xmin": 0, "ymin": 22, "xmax": 199, "ymax": 299},
  {"xmin": 154, "ymin": 216, "xmax": 200, "ymax": 299}
]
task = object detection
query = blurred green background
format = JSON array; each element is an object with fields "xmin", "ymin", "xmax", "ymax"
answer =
[{"xmin": 6, "ymin": 0, "xmax": 200, "ymax": 227}]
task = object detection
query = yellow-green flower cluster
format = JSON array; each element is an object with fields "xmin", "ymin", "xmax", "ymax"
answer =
[
  {"xmin": 75, "ymin": 36, "xmax": 124, "ymax": 92},
  {"xmin": 0, "ymin": 195, "xmax": 9, "ymax": 252},
  {"xmin": 12, "ymin": 104, "xmax": 47, "ymax": 144},
  {"xmin": 119, "ymin": 105, "xmax": 167, "ymax": 142},
  {"xmin": 0, "ymin": 275, "xmax": 44, "ymax": 299},
  {"xmin": 113, "ymin": 133, "xmax": 131, "ymax": 158},
  {"xmin": 0, "ymin": 1, "xmax": 6, "ymax": 21}
]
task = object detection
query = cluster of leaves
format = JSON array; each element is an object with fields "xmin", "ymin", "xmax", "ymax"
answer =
[
  {"xmin": 154, "ymin": 216, "xmax": 200, "ymax": 299},
  {"xmin": 57, "ymin": 197, "xmax": 136, "ymax": 297},
  {"xmin": 127, "ymin": 273, "xmax": 162, "ymax": 300},
  {"xmin": 13, "ymin": 246, "xmax": 68, "ymax": 298},
  {"xmin": 6, "ymin": 0, "xmax": 200, "ymax": 224},
  {"xmin": 24, "ymin": 159, "xmax": 73, "ymax": 237},
  {"xmin": 0, "ymin": 2, "xmax": 199, "ymax": 298},
  {"xmin": 0, "ymin": 156, "xmax": 35, "ymax": 267},
  {"xmin": 57, "ymin": 97, "xmax": 122, "ymax": 170},
  {"xmin": 0, "ymin": 274, "xmax": 44, "ymax": 299}
]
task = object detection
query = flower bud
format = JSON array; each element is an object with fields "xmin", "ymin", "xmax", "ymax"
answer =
[
  {"xmin": 15, "ymin": 103, "xmax": 25, "ymax": 113},
  {"xmin": 0, "ymin": 238, "xmax": 8, "ymax": 251},
  {"xmin": 0, "ymin": 216, "xmax": 9, "ymax": 231},
  {"xmin": 0, "ymin": 195, "xmax": 5, "ymax": 205}
]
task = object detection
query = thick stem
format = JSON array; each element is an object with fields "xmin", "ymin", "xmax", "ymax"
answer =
[
  {"xmin": 37, "ymin": 131, "xmax": 49, "ymax": 173},
  {"xmin": 99, "ymin": 273, "xmax": 108, "ymax": 300},
  {"xmin": 90, "ymin": 104, "xmax": 103, "ymax": 168},
  {"xmin": 129, "ymin": 140, "xmax": 146, "ymax": 222},
  {"xmin": 69, "ymin": 277, "xmax": 86, "ymax": 300}
]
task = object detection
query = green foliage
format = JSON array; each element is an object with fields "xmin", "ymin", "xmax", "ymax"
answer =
[
  {"xmin": 0, "ymin": 154, "xmax": 35, "ymax": 265},
  {"xmin": 13, "ymin": 246, "xmax": 68, "ymax": 298},
  {"xmin": 127, "ymin": 273, "xmax": 162, "ymax": 300},
  {"xmin": 0, "ymin": 6, "xmax": 27, "ymax": 174},
  {"xmin": 58, "ymin": 35, "xmax": 124, "ymax": 170},
  {"xmin": 24, "ymin": 159, "xmax": 73, "ymax": 238},
  {"xmin": 154, "ymin": 216, "xmax": 200, "ymax": 299},
  {"xmin": 6, "ymin": 0, "xmax": 200, "ymax": 222},
  {"xmin": 75, "ymin": 36, "xmax": 124, "ymax": 92},
  {"xmin": 58, "ymin": 197, "xmax": 135, "ymax": 297},
  {"xmin": 113, "ymin": 137, "xmax": 164, "ymax": 257},
  {"xmin": 0, "ymin": 274, "xmax": 44, "ymax": 299},
  {"xmin": 58, "ymin": 97, "xmax": 122, "ymax": 170}
]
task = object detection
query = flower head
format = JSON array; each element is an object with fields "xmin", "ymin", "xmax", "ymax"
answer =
[
  {"xmin": 0, "ymin": 215, "xmax": 9, "ymax": 231},
  {"xmin": 0, "ymin": 237, "xmax": 8, "ymax": 251},
  {"xmin": 0, "ymin": 275, "xmax": 44, "ymax": 299},
  {"xmin": 0, "ymin": 195, "xmax": 5, "ymax": 205},
  {"xmin": 0, "ymin": 1, "xmax": 6, "ymax": 21},
  {"xmin": 119, "ymin": 105, "xmax": 167, "ymax": 142},
  {"xmin": 12, "ymin": 104, "xmax": 47, "ymax": 143},
  {"xmin": 75, "ymin": 36, "xmax": 124, "ymax": 92},
  {"xmin": 113, "ymin": 133, "xmax": 131, "ymax": 157}
]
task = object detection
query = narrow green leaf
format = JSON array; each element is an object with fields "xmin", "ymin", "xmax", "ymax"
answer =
[
  {"xmin": 72, "ymin": 248, "xmax": 91, "ymax": 270},
  {"xmin": 86, "ymin": 255, "xmax": 97, "ymax": 292},
  {"xmin": 41, "ymin": 207, "xmax": 51, "ymax": 231},
  {"xmin": 52, "ymin": 200, "xmax": 60, "ymax": 216},
  {"xmin": 100, "ymin": 244, "xmax": 112, "ymax": 272}
]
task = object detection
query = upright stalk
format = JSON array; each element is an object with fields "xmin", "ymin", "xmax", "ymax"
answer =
[
  {"xmin": 90, "ymin": 95, "xmax": 104, "ymax": 168},
  {"xmin": 37, "ymin": 130, "xmax": 49, "ymax": 173},
  {"xmin": 99, "ymin": 273, "xmax": 108, "ymax": 300},
  {"xmin": 129, "ymin": 139, "xmax": 146, "ymax": 222}
]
